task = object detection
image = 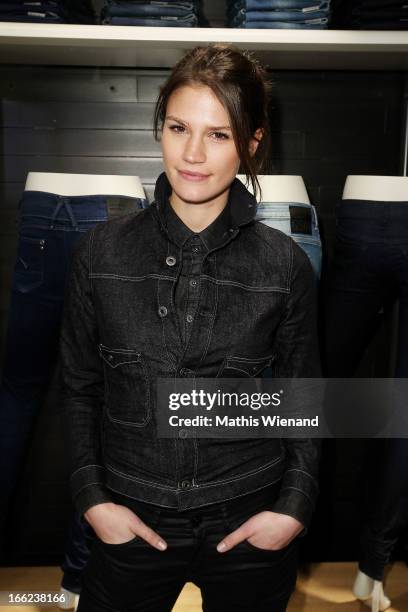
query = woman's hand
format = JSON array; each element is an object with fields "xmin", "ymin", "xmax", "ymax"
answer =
[
  {"xmin": 84, "ymin": 502, "xmax": 167, "ymax": 551},
  {"xmin": 216, "ymin": 511, "xmax": 304, "ymax": 553}
]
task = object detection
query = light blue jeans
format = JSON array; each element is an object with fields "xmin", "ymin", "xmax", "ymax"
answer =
[
  {"xmin": 230, "ymin": 8, "xmax": 329, "ymax": 24},
  {"xmin": 227, "ymin": 0, "xmax": 330, "ymax": 8},
  {"xmin": 232, "ymin": 18, "xmax": 328, "ymax": 27},
  {"xmin": 104, "ymin": 14, "xmax": 197, "ymax": 25},
  {"xmin": 255, "ymin": 201, "xmax": 322, "ymax": 280},
  {"xmin": 104, "ymin": 1, "xmax": 195, "ymax": 18}
]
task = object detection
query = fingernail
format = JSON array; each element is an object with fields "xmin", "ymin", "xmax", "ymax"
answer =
[
  {"xmin": 217, "ymin": 542, "xmax": 226, "ymax": 552},
  {"xmin": 157, "ymin": 540, "xmax": 167, "ymax": 550}
]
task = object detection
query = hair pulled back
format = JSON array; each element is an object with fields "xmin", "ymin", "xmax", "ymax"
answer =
[{"xmin": 153, "ymin": 43, "xmax": 273, "ymax": 201}]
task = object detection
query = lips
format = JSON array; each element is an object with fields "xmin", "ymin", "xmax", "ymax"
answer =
[{"xmin": 178, "ymin": 170, "xmax": 209, "ymax": 182}]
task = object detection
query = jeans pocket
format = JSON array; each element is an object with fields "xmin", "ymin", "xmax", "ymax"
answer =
[
  {"xmin": 12, "ymin": 235, "xmax": 45, "ymax": 293},
  {"xmin": 97, "ymin": 534, "xmax": 140, "ymax": 550},
  {"xmin": 98, "ymin": 494, "xmax": 162, "ymax": 551},
  {"xmin": 222, "ymin": 484, "xmax": 294, "ymax": 556},
  {"xmin": 99, "ymin": 344, "xmax": 151, "ymax": 426}
]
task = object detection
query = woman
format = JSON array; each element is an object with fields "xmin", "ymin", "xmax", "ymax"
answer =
[{"xmin": 59, "ymin": 43, "xmax": 321, "ymax": 612}]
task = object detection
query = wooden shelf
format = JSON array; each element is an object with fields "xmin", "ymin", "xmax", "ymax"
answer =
[{"xmin": 0, "ymin": 23, "xmax": 408, "ymax": 70}]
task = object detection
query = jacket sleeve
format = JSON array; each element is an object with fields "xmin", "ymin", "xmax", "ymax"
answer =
[
  {"xmin": 270, "ymin": 239, "xmax": 322, "ymax": 535},
  {"xmin": 58, "ymin": 227, "xmax": 112, "ymax": 517}
]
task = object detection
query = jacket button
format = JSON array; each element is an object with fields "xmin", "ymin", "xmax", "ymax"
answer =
[
  {"xmin": 180, "ymin": 479, "xmax": 191, "ymax": 489},
  {"xmin": 158, "ymin": 305, "xmax": 168, "ymax": 317},
  {"xmin": 179, "ymin": 429, "xmax": 188, "ymax": 439},
  {"xmin": 166, "ymin": 255, "xmax": 176, "ymax": 266},
  {"xmin": 186, "ymin": 314, "xmax": 193, "ymax": 323}
]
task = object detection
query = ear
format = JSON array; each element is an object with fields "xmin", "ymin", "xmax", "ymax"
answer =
[{"xmin": 249, "ymin": 128, "xmax": 264, "ymax": 157}]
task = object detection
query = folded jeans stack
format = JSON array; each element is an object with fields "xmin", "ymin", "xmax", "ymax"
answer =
[
  {"xmin": 331, "ymin": 0, "xmax": 408, "ymax": 30},
  {"xmin": 226, "ymin": 0, "xmax": 332, "ymax": 29},
  {"xmin": 101, "ymin": 1, "xmax": 206, "ymax": 27},
  {"xmin": 0, "ymin": 0, "xmax": 66, "ymax": 23},
  {"xmin": 60, "ymin": 0, "xmax": 97, "ymax": 24},
  {"xmin": 0, "ymin": 0, "xmax": 97, "ymax": 24}
]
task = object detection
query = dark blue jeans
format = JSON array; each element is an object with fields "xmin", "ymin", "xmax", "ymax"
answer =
[
  {"xmin": 323, "ymin": 198, "xmax": 408, "ymax": 580},
  {"xmin": 104, "ymin": 1, "xmax": 195, "ymax": 17},
  {"xmin": 233, "ymin": 8, "xmax": 330, "ymax": 21},
  {"xmin": 0, "ymin": 190, "xmax": 147, "ymax": 578},
  {"xmin": 0, "ymin": 1, "xmax": 64, "ymax": 22},
  {"xmin": 77, "ymin": 482, "xmax": 299, "ymax": 612},
  {"xmin": 104, "ymin": 15, "xmax": 198, "ymax": 25},
  {"xmin": 0, "ymin": 13, "xmax": 65, "ymax": 22},
  {"xmin": 231, "ymin": 19, "xmax": 329, "ymax": 27}
]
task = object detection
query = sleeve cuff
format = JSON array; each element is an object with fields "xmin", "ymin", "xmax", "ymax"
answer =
[
  {"xmin": 270, "ymin": 465, "xmax": 319, "ymax": 533},
  {"xmin": 70, "ymin": 464, "xmax": 112, "ymax": 517},
  {"xmin": 271, "ymin": 488, "xmax": 314, "ymax": 537},
  {"xmin": 73, "ymin": 483, "xmax": 113, "ymax": 518}
]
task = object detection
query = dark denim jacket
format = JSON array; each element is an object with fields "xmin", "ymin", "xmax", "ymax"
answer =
[{"xmin": 59, "ymin": 171, "xmax": 321, "ymax": 533}]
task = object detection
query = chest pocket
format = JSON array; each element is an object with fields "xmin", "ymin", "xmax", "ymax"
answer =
[
  {"xmin": 217, "ymin": 353, "xmax": 275, "ymax": 378},
  {"xmin": 99, "ymin": 343, "xmax": 150, "ymax": 427}
]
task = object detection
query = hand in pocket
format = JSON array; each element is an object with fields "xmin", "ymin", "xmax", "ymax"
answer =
[
  {"xmin": 217, "ymin": 510, "xmax": 304, "ymax": 553},
  {"xmin": 84, "ymin": 502, "xmax": 167, "ymax": 550}
]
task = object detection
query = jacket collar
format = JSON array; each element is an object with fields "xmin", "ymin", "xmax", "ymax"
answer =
[{"xmin": 153, "ymin": 171, "xmax": 257, "ymax": 252}]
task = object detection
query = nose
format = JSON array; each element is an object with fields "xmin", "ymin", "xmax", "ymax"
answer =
[{"xmin": 183, "ymin": 135, "xmax": 206, "ymax": 164}]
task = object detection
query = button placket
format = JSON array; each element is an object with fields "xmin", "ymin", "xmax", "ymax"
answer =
[
  {"xmin": 158, "ymin": 305, "xmax": 168, "ymax": 318},
  {"xmin": 157, "ymin": 269, "xmax": 182, "ymax": 366}
]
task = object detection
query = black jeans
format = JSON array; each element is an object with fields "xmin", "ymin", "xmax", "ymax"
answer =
[
  {"xmin": 77, "ymin": 482, "xmax": 299, "ymax": 612},
  {"xmin": 323, "ymin": 198, "xmax": 408, "ymax": 580}
]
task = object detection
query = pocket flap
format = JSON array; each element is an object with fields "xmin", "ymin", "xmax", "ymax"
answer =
[
  {"xmin": 98, "ymin": 343, "xmax": 141, "ymax": 368},
  {"xmin": 223, "ymin": 354, "xmax": 275, "ymax": 377}
]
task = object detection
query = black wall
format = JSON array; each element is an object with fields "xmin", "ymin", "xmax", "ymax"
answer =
[{"xmin": 0, "ymin": 64, "xmax": 406, "ymax": 564}]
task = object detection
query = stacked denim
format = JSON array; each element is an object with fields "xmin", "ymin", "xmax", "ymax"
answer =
[
  {"xmin": 0, "ymin": 1, "xmax": 66, "ymax": 24},
  {"xmin": 0, "ymin": 0, "xmax": 96, "ymax": 24},
  {"xmin": 226, "ymin": 0, "xmax": 332, "ymax": 29},
  {"xmin": 61, "ymin": 0, "xmax": 97, "ymax": 24},
  {"xmin": 331, "ymin": 0, "xmax": 408, "ymax": 30},
  {"xmin": 101, "ymin": 1, "xmax": 205, "ymax": 27}
]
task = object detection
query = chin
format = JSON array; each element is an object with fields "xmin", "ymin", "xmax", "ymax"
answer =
[{"xmin": 176, "ymin": 186, "xmax": 213, "ymax": 204}]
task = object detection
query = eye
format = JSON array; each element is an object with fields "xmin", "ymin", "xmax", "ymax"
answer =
[
  {"xmin": 169, "ymin": 124, "xmax": 185, "ymax": 133},
  {"xmin": 211, "ymin": 132, "xmax": 229, "ymax": 140}
]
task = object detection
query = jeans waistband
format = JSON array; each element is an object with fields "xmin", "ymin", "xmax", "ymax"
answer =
[
  {"xmin": 110, "ymin": 481, "xmax": 282, "ymax": 518},
  {"xmin": 336, "ymin": 199, "xmax": 408, "ymax": 243},
  {"xmin": 256, "ymin": 201, "xmax": 319, "ymax": 230},
  {"xmin": 17, "ymin": 190, "xmax": 147, "ymax": 230},
  {"xmin": 337, "ymin": 198, "xmax": 408, "ymax": 218}
]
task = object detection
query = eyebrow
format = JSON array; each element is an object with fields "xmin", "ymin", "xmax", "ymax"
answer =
[{"xmin": 165, "ymin": 115, "xmax": 232, "ymax": 130}]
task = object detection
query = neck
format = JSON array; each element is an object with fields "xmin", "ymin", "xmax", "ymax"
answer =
[{"xmin": 169, "ymin": 188, "xmax": 230, "ymax": 232}]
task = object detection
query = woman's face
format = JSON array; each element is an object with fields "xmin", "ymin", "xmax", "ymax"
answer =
[{"xmin": 161, "ymin": 84, "xmax": 258, "ymax": 207}]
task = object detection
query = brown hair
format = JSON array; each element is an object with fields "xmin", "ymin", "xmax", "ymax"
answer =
[{"xmin": 153, "ymin": 43, "xmax": 273, "ymax": 201}]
